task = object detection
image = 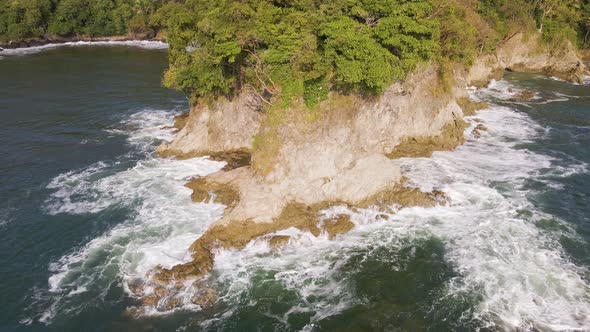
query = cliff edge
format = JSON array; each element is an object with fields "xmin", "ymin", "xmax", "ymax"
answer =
[{"xmin": 129, "ymin": 32, "xmax": 587, "ymax": 313}]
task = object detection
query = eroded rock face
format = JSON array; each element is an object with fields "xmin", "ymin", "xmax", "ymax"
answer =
[
  {"xmin": 173, "ymin": 112, "xmax": 190, "ymax": 131},
  {"xmin": 206, "ymin": 149, "xmax": 251, "ymax": 171},
  {"xmin": 146, "ymin": 65, "xmax": 464, "ymax": 310},
  {"xmin": 157, "ymin": 92, "xmax": 263, "ymax": 159},
  {"xmin": 185, "ymin": 178, "xmax": 240, "ymax": 209},
  {"xmin": 144, "ymin": 31, "xmax": 588, "ymax": 312},
  {"xmin": 385, "ymin": 119, "xmax": 468, "ymax": 159},
  {"xmin": 464, "ymin": 33, "xmax": 588, "ymax": 86},
  {"xmin": 457, "ymin": 97, "xmax": 489, "ymax": 117}
]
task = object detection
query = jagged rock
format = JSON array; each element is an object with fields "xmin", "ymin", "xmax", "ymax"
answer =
[
  {"xmin": 457, "ymin": 97, "xmax": 489, "ymax": 116},
  {"xmin": 322, "ymin": 215, "xmax": 355, "ymax": 239},
  {"xmin": 207, "ymin": 149, "xmax": 251, "ymax": 171},
  {"xmin": 191, "ymin": 286, "xmax": 217, "ymax": 309},
  {"xmin": 386, "ymin": 120, "xmax": 469, "ymax": 159},
  {"xmin": 472, "ymin": 124, "xmax": 488, "ymax": 138},
  {"xmin": 158, "ymin": 296, "xmax": 182, "ymax": 312},
  {"xmin": 510, "ymin": 90, "xmax": 536, "ymax": 102},
  {"xmin": 173, "ymin": 112, "xmax": 190, "ymax": 131},
  {"xmin": 268, "ymin": 235, "xmax": 291, "ymax": 249},
  {"xmin": 185, "ymin": 178, "xmax": 240, "ymax": 208}
]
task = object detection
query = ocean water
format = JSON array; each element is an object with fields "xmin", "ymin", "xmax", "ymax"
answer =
[{"xmin": 0, "ymin": 45, "xmax": 589, "ymax": 331}]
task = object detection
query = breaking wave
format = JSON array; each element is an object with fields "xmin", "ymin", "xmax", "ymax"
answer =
[
  {"xmin": 0, "ymin": 40, "xmax": 168, "ymax": 56},
  {"xmin": 34, "ymin": 81, "xmax": 590, "ymax": 330}
]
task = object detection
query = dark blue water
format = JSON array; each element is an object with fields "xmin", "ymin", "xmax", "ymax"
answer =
[
  {"xmin": 0, "ymin": 47, "xmax": 589, "ymax": 331},
  {"xmin": 504, "ymin": 73, "xmax": 590, "ymax": 274},
  {"xmin": 0, "ymin": 46, "xmax": 186, "ymax": 331}
]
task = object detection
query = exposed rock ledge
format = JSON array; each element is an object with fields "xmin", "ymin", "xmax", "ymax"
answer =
[
  {"xmin": 464, "ymin": 33, "xmax": 588, "ymax": 86},
  {"xmin": 129, "ymin": 32, "xmax": 588, "ymax": 312}
]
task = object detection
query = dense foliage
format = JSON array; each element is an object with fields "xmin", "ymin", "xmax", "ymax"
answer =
[
  {"xmin": 1, "ymin": 0, "xmax": 588, "ymax": 105},
  {"xmin": 160, "ymin": 0, "xmax": 590, "ymax": 106},
  {"xmin": 0, "ymin": 0, "xmax": 175, "ymax": 42},
  {"xmin": 162, "ymin": 0, "xmax": 440, "ymax": 106}
]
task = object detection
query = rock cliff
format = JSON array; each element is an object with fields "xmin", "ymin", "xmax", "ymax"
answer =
[{"xmin": 130, "ymin": 32, "xmax": 588, "ymax": 312}]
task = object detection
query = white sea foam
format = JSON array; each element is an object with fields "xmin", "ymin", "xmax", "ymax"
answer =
[
  {"xmin": 479, "ymin": 79, "xmax": 526, "ymax": 101},
  {"xmin": 39, "ymin": 109, "xmax": 225, "ymax": 323},
  {"xmin": 201, "ymin": 102, "xmax": 589, "ymax": 331},
  {"xmin": 39, "ymin": 83, "xmax": 590, "ymax": 330},
  {"xmin": 394, "ymin": 106, "xmax": 590, "ymax": 330},
  {"xmin": 0, "ymin": 40, "xmax": 168, "ymax": 56}
]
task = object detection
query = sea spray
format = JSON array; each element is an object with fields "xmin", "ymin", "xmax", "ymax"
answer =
[
  {"xmin": 197, "ymin": 83, "xmax": 590, "ymax": 330},
  {"xmin": 38, "ymin": 81, "xmax": 590, "ymax": 330},
  {"xmin": 37, "ymin": 109, "xmax": 225, "ymax": 323}
]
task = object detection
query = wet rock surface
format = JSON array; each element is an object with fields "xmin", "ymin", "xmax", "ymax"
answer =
[
  {"xmin": 472, "ymin": 124, "xmax": 488, "ymax": 138},
  {"xmin": 185, "ymin": 178, "xmax": 240, "ymax": 209},
  {"xmin": 386, "ymin": 120, "xmax": 469, "ymax": 159},
  {"xmin": 268, "ymin": 235, "xmax": 291, "ymax": 249},
  {"xmin": 322, "ymin": 215, "xmax": 355, "ymax": 240},
  {"xmin": 457, "ymin": 97, "xmax": 489, "ymax": 116},
  {"xmin": 509, "ymin": 90, "xmax": 537, "ymax": 102},
  {"xmin": 207, "ymin": 149, "xmax": 251, "ymax": 171}
]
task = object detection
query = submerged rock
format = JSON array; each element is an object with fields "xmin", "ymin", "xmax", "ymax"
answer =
[
  {"xmin": 510, "ymin": 90, "xmax": 537, "ymax": 102},
  {"xmin": 472, "ymin": 124, "xmax": 488, "ymax": 138},
  {"xmin": 191, "ymin": 286, "xmax": 217, "ymax": 308}
]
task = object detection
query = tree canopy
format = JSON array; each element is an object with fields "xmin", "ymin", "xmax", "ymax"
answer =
[
  {"xmin": 0, "ymin": 0, "xmax": 176, "ymax": 41},
  {"xmin": 159, "ymin": 0, "xmax": 590, "ymax": 106},
  {"xmin": 1, "ymin": 0, "xmax": 588, "ymax": 106}
]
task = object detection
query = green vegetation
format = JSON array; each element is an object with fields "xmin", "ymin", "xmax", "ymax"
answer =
[
  {"xmin": 163, "ymin": 0, "xmax": 440, "ymax": 105},
  {"xmin": 0, "ymin": 0, "xmax": 176, "ymax": 42},
  {"xmin": 160, "ymin": 0, "xmax": 590, "ymax": 106},
  {"xmin": 1, "ymin": 0, "xmax": 588, "ymax": 106}
]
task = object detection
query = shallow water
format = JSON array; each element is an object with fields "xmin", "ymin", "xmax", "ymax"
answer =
[{"xmin": 0, "ymin": 46, "xmax": 589, "ymax": 331}]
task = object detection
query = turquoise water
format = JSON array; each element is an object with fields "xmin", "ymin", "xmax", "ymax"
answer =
[{"xmin": 0, "ymin": 46, "xmax": 589, "ymax": 331}]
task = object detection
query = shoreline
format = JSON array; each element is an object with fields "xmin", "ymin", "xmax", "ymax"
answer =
[
  {"xmin": 131, "ymin": 31, "xmax": 590, "ymax": 313},
  {"xmin": 0, "ymin": 35, "xmax": 167, "ymax": 52}
]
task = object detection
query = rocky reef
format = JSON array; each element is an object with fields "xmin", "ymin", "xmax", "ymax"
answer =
[{"xmin": 126, "ymin": 32, "xmax": 588, "ymax": 313}]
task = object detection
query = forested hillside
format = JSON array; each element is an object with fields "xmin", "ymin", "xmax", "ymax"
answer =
[
  {"xmin": 158, "ymin": 0, "xmax": 590, "ymax": 106},
  {"xmin": 0, "ymin": 0, "xmax": 179, "ymax": 42},
  {"xmin": 2, "ymin": 0, "xmax": 588, "ymax": 106}
]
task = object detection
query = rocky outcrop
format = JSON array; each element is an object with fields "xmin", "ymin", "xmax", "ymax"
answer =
[
  {"xmin": 135, "ymin": 31, "xmax": 588, "ymax": 312},
  {"xmin": 464, "ymin": 33, "xmax": 588, "ymax": 86},
  {"xmin": 385, "ymin": 119, "xmax": 468, "ymax": 159},
  {"xmin": 157, "ymin": 93, "xmax": 263, "ymax": 159}
]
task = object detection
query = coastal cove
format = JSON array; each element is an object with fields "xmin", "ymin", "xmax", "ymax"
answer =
[{"xmin": 1, "ymin": 43, "xmax": 590, "ymax": 331}]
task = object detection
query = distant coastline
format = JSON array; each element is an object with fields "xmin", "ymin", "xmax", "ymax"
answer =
[{"xmin": 0, "ymin": 34, "xmax": 167, "ymax": 51}]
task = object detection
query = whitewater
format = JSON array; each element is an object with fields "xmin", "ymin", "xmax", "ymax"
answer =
[{"xmin": 30, "ymin": 79, "xmax": 590, "ymax": 330}]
